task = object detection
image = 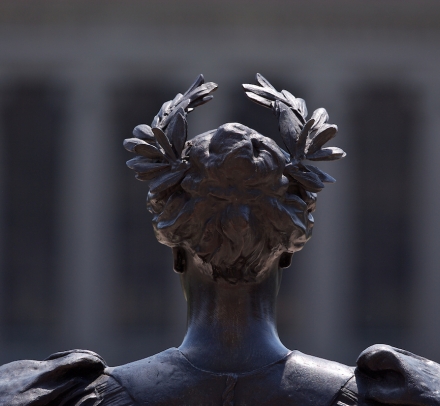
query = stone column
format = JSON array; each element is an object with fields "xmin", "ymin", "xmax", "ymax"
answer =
[
  {"xmin": 0, "ymin": 78, "xmax": 6, "ymax": 348},
  {"xmin": 290, "ymin": 65, "xmax": 357, "ymax": 363},
  {"xmin": 410, "ymin": 76, "xmax": 440, "ymax": 361},
  {"xmin": 55, "ymin": 66, "xmax": 118, "ymax": 355}
]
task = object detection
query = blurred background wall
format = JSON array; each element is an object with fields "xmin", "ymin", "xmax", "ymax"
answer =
[{"xmin": 0, "ymin": 0, "xmax": 440, "ymax": 367}]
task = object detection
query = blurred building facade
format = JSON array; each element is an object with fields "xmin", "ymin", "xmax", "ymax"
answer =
[{"xmin": 0, "ymin": 0, "xmax": 440, "ymax": 366}]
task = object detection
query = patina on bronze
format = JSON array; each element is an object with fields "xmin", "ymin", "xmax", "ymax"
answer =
[{"xmin": 1, "ymin": 75, "xmax": 440, "ymax": 406}]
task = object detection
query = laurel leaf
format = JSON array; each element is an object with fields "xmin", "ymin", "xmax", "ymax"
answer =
[
  {"xmin": 187, "ymin": 82, "xmax": 218, "ymax": 103},
  {"xmin": 175, "ymin": 98, "xmax": 191, "ymax": 112},
  {"xmin": 297, "ymin": 119, "xmax": 315, "ymax": 159},
  {"xmin": 277, "ymin": 101, "xmax": 302, "ymax": 156},
  {"xmin": 149, "ymin": 168, "xmax": 188, "ymax": 194},
  {"xmin": 159, "ymin": 101, "xmax": 190, "ymax": 129},
  {"xmin": 152, "ymin": 127, "xmax": 177, "ymax": 161},
  {"xmin": 307, "ymin": 147, "xmax": 346, "ymax": 161},
  {"xmin": 295, "ymin": 98, "xmax": 308, "ymax": 118},
  {"xmin": 303, "ymin": 164, "xmax": 336, "ymax": 183},
  {"xmin": 182, "ymin": 74, "xmax": 205, "ymax": 97},
  {"xmin": 286, "ymin": 168, "xmax": 325, "ymax": 192},
  {"xmin": 157, "ymin": 100, "xmax": 172, "ymax": 119},
  {"xmin": 151, "ymin": 115, "xmax": 160, "ymax": 128},
  {"xmin": 132, "ymin": 124, "xmax": 155, "ymax": 142},
  {"xmin": 255, "ymin": 73, "xmax": 277, "ymax": 90},
  {"xmin": 310, "ymin": 108, "xmax": 329, "ymax": 130},
  {"xmin": 306, "ymin": 124, "xmax": 338, "ymax": 154},
  {"xmin": 124, "ymin": 138, "xmax": 165, "ymax": 159},
  {"xmin": 242, "ymin": 84, "xmax": 286, "ymax": 103},
  {"xmin": 167, "ymin": 112, "xmax": 187, "ymax": 156},
  {"xmin": 171, "ymin": 92, "xmax": 183, "ymax": 106},
  {"xmin": 284, "ymin": 193, "xmax": 308, "ymax": 210},
  {"xmin": 190, "ymin": 95, "xmax": 214, "ymax": 109},
  {"xmin": 123, "ymin": 137, "xmax": 148, "ymax": 153},
  {"xmin": 126, "ymin": 157, "xmax": 169, "ymax": 173},
  {"xmin": 281, "ymin": 90, "xmax": 296, "ymax": 105},
  {"xmin": 135, "ymin": 144, "xmax": 166, "ymax": 160},
  {"xmin": 279, "ymin": 147, "xmax": 291, "ymax": 162},
  {"xmin": 281, "ymin": 90, "xmax": 308, "ymax": 118},
  {"xmin": 135, "ymin": 166, "xmax": 170, "ymax": 181},
  {"xmin": 244, "ymin": 92, "xmax": 273, "ymax": 108}
]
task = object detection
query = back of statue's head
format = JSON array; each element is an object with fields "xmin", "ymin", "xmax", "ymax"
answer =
[{"xmin": 124, "ymin": 74, "xmax": 345, "ymax": 283}]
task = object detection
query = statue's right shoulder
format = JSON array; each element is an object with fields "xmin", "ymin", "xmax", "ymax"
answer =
[
  {"xmin": 0, "ymin": 349, "xmax": 135, "ymax": 406},
  {"xmin": 107, "ymin": 347, "xmax": 185, "ymax": 387},
  {"xmin": 106, "ymin": 347, "xmax": 223, "ymax": 405}
]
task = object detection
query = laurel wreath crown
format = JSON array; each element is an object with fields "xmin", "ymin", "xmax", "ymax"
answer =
[{"xmin": 124, "ymin": 74, "xmax": 345, "ymax": 197}]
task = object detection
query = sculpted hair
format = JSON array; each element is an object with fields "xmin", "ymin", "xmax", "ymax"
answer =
[{"xmin": 124, "ymin": 74, "xmax": 345, "ymax": 283}]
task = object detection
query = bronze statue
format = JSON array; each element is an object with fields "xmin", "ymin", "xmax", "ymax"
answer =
[{"xmin": 1, "ymin": 75, "xmax": 440, "ymax": 405}]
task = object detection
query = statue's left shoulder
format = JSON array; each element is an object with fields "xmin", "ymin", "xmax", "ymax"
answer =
[{"xmin": 282, "ymin": 351, "xmax": 355, "ymax": 404}]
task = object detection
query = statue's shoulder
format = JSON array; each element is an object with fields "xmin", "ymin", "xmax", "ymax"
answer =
[
  {"xmin": 283, "ymin": 350, "xmax": 354, "ymax": 386},
  {"xmin": 107, "ymin": 347, "xmax": 187, "ymax": 385},
  {"xmin": 232, "ymin": 350, "xmax": 355, "ymax": 405},
  {"xmin": 0, "ymin": 349, "xmax": 135, "ymax": 406},
  {"xmin": 107, "ymin": 347, "xmax": 223, "ymax": 405},
  {"xmin": 287, "ymin": 351, "xmax": 356, "ymax": 404}
]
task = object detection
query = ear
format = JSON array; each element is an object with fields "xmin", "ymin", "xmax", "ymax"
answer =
[
  {"xmin": 279, "ymin": 252, "xmax": 293, "ymax": 269},
  {"xmin": 172, "ymin": 247, "xmax": 187, "ymax": 274}
]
